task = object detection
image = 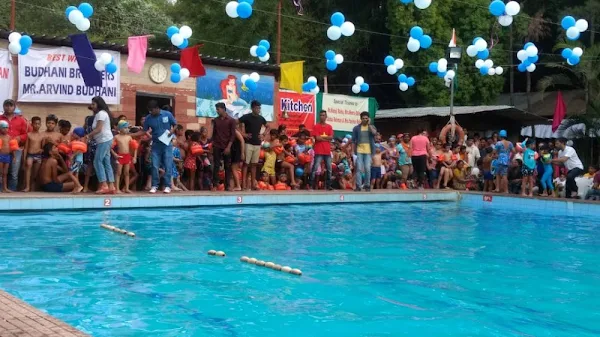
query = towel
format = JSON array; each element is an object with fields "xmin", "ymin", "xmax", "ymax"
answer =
[
  {"xmin": 70, "ymin": 33, "xmax": 102, "ymax": 87},
  {"xmin": 127, "ymin": 36, "xmax": 148, "ymax": 74},
  {"xmin": 180, "ymin": 45, "xmax": 206, "ymax": 78}
]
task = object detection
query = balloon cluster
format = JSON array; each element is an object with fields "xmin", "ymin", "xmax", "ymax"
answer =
[
  {"xmin": 400, "ymin": 0, "xmax": 432, "ymax": 10},
  {"xmin": 166, "ymin": 25, "xmax": 192, "ymax": 49},
  {"xmin": 170, "ymin": 63, "xmax": 190, "ymax": 84},
  {"xmin": 325, "ymin": 50, "xmax": 344, "ymax": 71},
  {"xmin": 561, "ymin": 16, "xmax": 588, "ymax": 41},
  {"xmin": 7, "ymin": 32, "xmax": 32, "ymax": 55},
  {"xmin": 561, "ymin": 47, "xmax": 583, "ymax": 66},
  {"xmin": 94, "ymin": 53, "xmax": 118, "ymax": 74},
  {"xmin": 516, "ymin": 42, "xmax": 539, "ymax": 73},
  {"xmin": 407, "ymin": 26, "xmax": 433, "ymax": 53},
  {"xmin": 225, "ymin": 0, "xmax": 253, "ymax": 19},
  {"xmin": 351, "ymin": 77, "xmax": 369, "ymax": 94},
  {"xmin": 488, "ymin": 1, "xmax": 520, "ymax": 27},
  {"xmin": 65, "ymin": 3, "xmax": 93, "ymax": 32},
  {"xmin": 327, "ymin": 12, "xmax": 355, "ymax": 41},
  {"xmin": 466, "ymin": 37, "xmax": 489, "ymax": 59},
  {"xmin": 397, "ymin": 74, "xmax": 416, "ymax": 91},
  {"xmin": 250, "ymin": 40, "xmax": 271, "ymax": 62},
  {"xmin": 302, "ymin": 76, "xmax": 320, "ymax": 94},
  {"xmin": 384, "ymin": 55, "xmax": 404, "ymax": 75},
  {"xmin": 428, "ymin": 58, "xmax": 449, "ymax": 78},
  {"xmin": 475, "ymin": 59, "xmax": 503, "ymax": 76},
  {"xmin": 241, "ymin": 72, "xmax": 261, "ymax": 92}
]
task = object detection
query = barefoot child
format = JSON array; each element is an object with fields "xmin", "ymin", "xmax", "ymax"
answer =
[
  {"xmin": 262, "ymin": 142, "xmax": 277, "ymax": 185},
  {"xmin": 370, "ymin": 146, "xmax": 383, "ymax": 189},
  {"xmin": 22, "ymin": 116, "xmax": 44, "ymax": 192},
  {"xmin": 539, "ymin": 145, "xmax": 554, "ymax": 197},
  {"xmin": 39, "ymin": 143, "xmax": 79, "ymax": 193},
  {"xmin": 111, "ymin": 121, "xmax": 137, "ymax": 193},
  {"xmin": 521, "ymin": 139, "xmax": 537, "ymax": 197},
  {"xmin": 0, "ymin": 121, "xmax": 16, "ymax": 192},
  {"xmin": 42, "ymin": 114, "xmax": 61, "ymax": 146},
  {"xmin": 58, "ymin": 120, "xmax": 72, "ymax": 144},
  {"xmin": 67, "ymin": 127, "xmax": 86, "ymax": 193},
  {"xmin": 171, "ymin": 138, "xmax": 187, "ymax": 191},
  {"xmin": 184, "ymin": 132, "xmax": 201, "ymax": 191}
]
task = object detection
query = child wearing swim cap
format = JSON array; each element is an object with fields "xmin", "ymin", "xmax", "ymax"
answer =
[{"xmin": 111, "ymin": 121, "xmax": 136, "ymax": 194}]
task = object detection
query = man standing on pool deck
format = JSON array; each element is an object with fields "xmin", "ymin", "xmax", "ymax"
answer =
[
  {"xmin": 352, "ymin": 111, "xmax": 377, "ymax": 192},
  {"xmin": 143, "ymin": 100, "xmax": 177, "ymax": 194},
  {"xmin": 310, "ymin": 110, "xmax": 334, "ymax": 190},
  {"xmin": 239, "ymin": 100, "xmax": 269, "ymax": 190},
  {"xmin": 211, "ymin": 103, "xmax": 237, "ymax": 191},
  {"xmin": 552, "ymin": 137, "xmax": 584, "ymax": 198}
]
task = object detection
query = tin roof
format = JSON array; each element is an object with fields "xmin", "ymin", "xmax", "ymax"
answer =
[{"xmin": 0, "ymin": 30, "xmax": 279, "ymax": 74}]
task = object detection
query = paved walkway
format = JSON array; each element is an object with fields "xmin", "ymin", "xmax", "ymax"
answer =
[{"xmin": 0, "ymin": 290, "xmax": 87, "ymax": 337}]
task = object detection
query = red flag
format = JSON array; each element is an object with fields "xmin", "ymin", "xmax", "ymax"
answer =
[
  {"xmin": 180, "ymin": 45, "xmax": 206, "ymax": 78},
  {"xmin": 551, "ymin": 91, "xmax": 566, "ymax": 132}
]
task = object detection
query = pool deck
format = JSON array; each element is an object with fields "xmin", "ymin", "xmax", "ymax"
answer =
[{"xmin": 0, "ymin": 290, "xmax": 88, "ymax": 336}]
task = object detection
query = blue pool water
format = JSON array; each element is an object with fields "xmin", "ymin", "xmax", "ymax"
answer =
[{"xmin": 0, "ymin": 202, "xmax": 599, "ymax": 337}]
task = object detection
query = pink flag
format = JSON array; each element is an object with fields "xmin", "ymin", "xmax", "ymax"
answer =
[
  {"xmin": 127, "ymin": 36, "xmax": 148, "ymax": 74},
  {"xmin": 551, "ymin": 91, "xmax": 566, "ymax": 132}
]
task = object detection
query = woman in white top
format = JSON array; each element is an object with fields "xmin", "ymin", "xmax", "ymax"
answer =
[
  {"xmin": 552, "ymin": 137, "xmax": 584, "ymax": 198},
  {"xmin": 86, "ymin": 96, "xmax": 115, "ymax": 194}
]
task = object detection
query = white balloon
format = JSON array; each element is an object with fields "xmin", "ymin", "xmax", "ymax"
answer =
[
  {"xmin": 517, "ymin": 50, "xmax": 527, "ymax": 61},
  {"xmin": 340, "ymin": 21, "xmax": 355, "ymax": 37},
  {"xmin": 68, "ymin": 10, "xmax": 84, "ymax": 25},
  {"xmin": 394, "ymin": 58, "xmax": 404, "ymax": 69},
  {"xmin": 466, "ymin": 45, "xmax": 478, "ymax": 57},
  {"xmin": 180, "ymin": 25, "xmax": 193, "ymax": 39},
  {"xmin": 8, "ymin": 32, "xmax": 22, "ymax": 43},
  {"xmin": 76, "ymin": 18, "xmax": 90, "ymax": 31},
  {"xmin": 438, "ymin": 58, "xmax": 448, "ymax": 68},
  {"xmin": 225, "ymin": 1, "xmax": 239, "ymax": 18},
  {"xmin": 355, "ymin": 76, "xmax": 365, "ymax": 85},
  {"xmin": 387, "ymin": 65, "xmax": 397, "ymax": 75},
  {"xmin": 526, "ymin": 45, "xmax": 538, "ymax": 57},
  {"xmin": 488, "ymin": 68, "xmax": 496, "ymax": 76},
  {"xmin": 407, "ymin": 38, "xmax": 420, "ymax": 52},
  {"xmin": 437, "ymin": 63, "xmax": 447, "ymax": 72},
  {"xmin": 8, "ymin": 43, "xmax": 21, "ymax": 55},
  {"xmin": 259, "ymin": 53, "xmax": 270, "ymax": 62},
  {"xmin": 327, "ymin": 26, "xmax": 342, "ymax": 41},
  {"xmin": 446, "ymin": 70, "xmax": 456, "ymax": 79},
  {"xmin": 414, "ymin": 0, "xmax": 432, "ymax": 10},
  {"xmin": 527, "ymin": 63, "xmax": 536, "ymax": 72},
  {"xmin": 498, "ymin": 15, "xmax": 513, "ymax": 27},
  {"xmin": 399, "ymin": 82, "xmax": 409, "ymax": 91},
  {"xmin": 310, "ymin": 86, "xmax": 320, "ymax": 94},
  {"xmin": 94, "ymin": 60, "xmax": 104, "ymax": 71},
  {"xmin": 171, "ymin": 33, "xmax": 184, "ymax": 47},
  {"xmin": 566, "ymin": 26, "xmax": 580, "ymax": 40},
  {"xmin": 572, "ymin": 47, "xmax": 583, "ymax": 57},
  {"xmin": 250, "ymin": 45, "xmax": 258, "ymax": 57},
  {"xmin": 334, "ymin": 54, "xmax": 344, "ymax": 64},
  {"xmin": 352, "ymin": 84, "xmax": 361, "ymax": 94},
  {"xmin": 475, "ymin": 38, "xmax": 488, "ymax": 52},
  {"xmin": 180, "ymin": 68, "xmax": 190, "ymax": 79},
  {"xmin": 575, "ymin": 19, "xmax": 588, "ymax": 32},
  {"xmin": 475, "ymin": 59, "xmax": 484, "ymax": 69},
  {"xmin": 495, "ymin": 66, "xmax": 504, "ymax": 75},
  {"xmin": 250, "ymin": 72, "xmax": 260, "ymax": 82},
  {"xmin": 100, "ymin": 53, "xmax": 112, "ymax": 65},
  {"xmin": 307, "ymin": 76, "xmax": 318, "ymax": 83},
  {"xmin": 505, "ymin": 1, "xmax": 520, "ymax": 16},
  {"xmin": 484, "ymin": 59, "xmax": 494, "ymax": 68},
  {"xmin": 241, "ymin": 74, "xmax": 250, "ymax": 83}
]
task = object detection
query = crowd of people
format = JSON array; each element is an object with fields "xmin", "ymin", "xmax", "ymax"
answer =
[{"xmin": 0, "ymin": 97, "xmax": 598, "ymax": 200}]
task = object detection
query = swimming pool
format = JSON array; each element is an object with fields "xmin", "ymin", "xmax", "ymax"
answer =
[{"xmin": 1, "ymin": 201, "xmax": 599, "ymax": 337}]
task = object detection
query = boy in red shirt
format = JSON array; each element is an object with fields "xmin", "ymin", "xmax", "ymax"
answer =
[{"xmin": 310, "ymin": 110, "xmax": 334, "ymax": 190}]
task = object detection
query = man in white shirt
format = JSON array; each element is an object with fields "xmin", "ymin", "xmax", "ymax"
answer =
[
  {"xmin": 552, "ymin": 137, "xmax": 584, "ymax": 198},
  {"xmin": 465, "ymin": 138, "xmax": 480, "ymax": 168}
]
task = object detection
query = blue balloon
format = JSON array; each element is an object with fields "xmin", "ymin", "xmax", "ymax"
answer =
[
  {"xmin": 19, "ymin": 35, "xmax": 32, "ymax": 49},
  {"xmin": 171, "ymin": 63, "xmax": 181, "ymax": 73},
  {"xmin": 406, "ymin": 77, "xmax": 416, "ymax": 86},
  {"xmin": 78, "ymin": 3, "xmax": 94, "ymax": 18},
  {"xmin": 166, "ymin": 26, "xmax": 179, "ymax": 38},
  {"xmin": 429, "ymin": 62, "xmax": 438, "ymax": 73},
  {"xmin": 473, "ymin": 37, "xmax": 482, "ymax": 45},
  {"xmin": 401, "ymin": 0, "xmax": 412, "ymax": 3},
  {"xmin": 398, "ymin": 74, "xmax": 408, "ymax": 82},
  {"xmin": 245, "ymin": 78, "xmax": 257, "ymax": 91},
  {"xmin": 178, "ymin": 39, "xmax": 188, "ymax": 49},
  {"xmin": 480, "ymin": 66, "xmax": 489, "ymax": 75},
  {"xmin": 325, "ymin": 50, "xmax": 335, "ymax": 60},
  {"xmin": 384, "ymin": 55, "xmax": 395, "ymax": 66},
  {"xmin": 331, "ymin": 12, "xmax": 345, "ymax": 27},
  {"xmin": 65, "ymin": 6, "xmax": 77, "ymax": 19},
  {"xmin": 568, "ymin": 55, "xmax": 580, "ymax": 65},
  {"xmin": 522, "ymin": 59, "xmax": 531, "ymax": 67},
  {"xmin": 256, "ymin": 45, "xmax": 267, "ymax": 57},
  {"xmin": 561, "ymin": 48, "xmax": 573, "ymax": 59},
  {"xmin": 523, "ymin": 42, "xmax": 534, "ymax": 49},
  {"xmin": 528, "ymin": 55, "xmax": 539, "ymax": 63},
  {"xmin": 302, "ymin": 83, "xmax": 310, "ymax": 92},
  {"xmin": 326, "ymin": 59, "xmax": 338, "ymax": 71},
  {"xmin": 258, "ymin": 40, "xmax": 270, "ymax": 50},
  {"xmin": 561, "ymin": 16, "xmax": 576, "ymax": 30},
  {"xmin": 437, "ymin": 71, "xmax": 446, "ymax": 78},
  {"xmin": 237, "ymin": 2, "xmax": 253, "ymax": 19},
  {"xmin": 19, "ymin": 46, "xmax": 29, "ymax": 55},
  {"xmin": 489, "ymin": 0, "xmax": 505, "ymax": 16},
  {"xmin": 477, "ymin": 49, "xmax": 489, "ymax": 59},
  {"xmin": 410, "ymin": 26, "xmax": 424, "ymax": 39},
  {"xmin": 295, "ymin": 167, "xmax": 304, "ymax": 176},
  {"xmin": 307, "ymin": 81, "xmax": 317, "ymax": 90},
  {"xmin": 239, "ymin": 0, "xmax": 254, "ymax": 4},
  {"xmin": 419, "ymin": 35, "xmax": 432, "ymax": 49},
  {"xmin": 106, "ymin": 62, "xmax": 118, "ymax": 74},
  {"xmin": 171, "ymin": 73, "xmax": 181, "ymax": 83},
  {"xmin": 517, "ymin": 63, "xmax": 527, "ymax": 72},
  {"xmin": 360, "ymin": 83, "xmax": 369, "ymax": 92}
]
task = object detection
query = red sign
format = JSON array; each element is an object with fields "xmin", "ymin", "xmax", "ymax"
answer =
[
  {"xmin": 483, "ymin": 195, "xmax": 493, "ymax": 202},
  {"xmin": 278, "ymin": 91, "xmax": 316, "ymax": 135}
]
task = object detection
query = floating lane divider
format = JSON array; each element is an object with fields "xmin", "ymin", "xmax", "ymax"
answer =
[
  {"xmin": 208, "ymin": 250, "xmax": 226, "ymax": 257},
  {"xmin": 240, "ymin": 256, "xmax": 302, "ymax": 276},
  {"xmin": 100, "ymin": 224, "xmax": 136, "ymax": 237}
]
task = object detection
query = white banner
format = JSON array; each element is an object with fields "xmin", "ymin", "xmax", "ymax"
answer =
[
  {"xmin": 18, "ymin": 47, "xmax": 120, "ymax": 104},
  {"xmin": 0, "ymin": 50, "xmax": 14, "ymax": 106},
  {"xmin": 321, "ymin": 93, "xmax": 369, "ymax": 132}
]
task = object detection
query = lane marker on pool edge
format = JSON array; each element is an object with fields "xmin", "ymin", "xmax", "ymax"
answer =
[
  {"xmin": 240, "ymin": 256, "xmax": 302, "ymax": 276},
  {"xmin": 100, "ymin": 224, "xmax": 135, "ymax": 237}
]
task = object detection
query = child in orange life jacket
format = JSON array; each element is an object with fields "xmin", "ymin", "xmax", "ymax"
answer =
[
  {"xmin": 257, "ymin": 171, "xmax": 274, "ymax": 190},
  {"xmin": 111, "ymin": 121, "xmax": 137, "ymax": 194},
  {"xmin": 67, "ymin": 127, "xmax": 86, "ymax": 194},
  {"xmin": 185, "ymin": 132, "xmax": 202, "ymax": 191},
  {"xmin": 278, "ymin": 134, "xmax": 299, "ymax": 188},
  {"xmin": 274, "ymin": 173, "xmax": 291, "ymax": 190},
  {"xmin": 0, "ymin": 121, "xmax": 17, "ymax": 193}
]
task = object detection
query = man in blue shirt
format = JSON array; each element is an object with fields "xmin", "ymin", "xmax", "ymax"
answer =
[{"xmin": 143, "ymin": 100, "xmax": 177, "ymax": 194}]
